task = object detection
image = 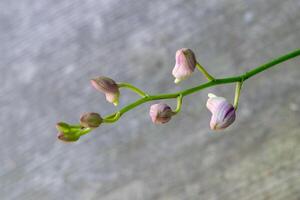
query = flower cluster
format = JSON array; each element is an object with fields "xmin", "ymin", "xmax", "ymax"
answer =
[{"xmin": 56, "ymin": 48, "xmax": 240, "ymax": 142}]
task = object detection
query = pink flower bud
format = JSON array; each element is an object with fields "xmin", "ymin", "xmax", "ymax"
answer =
[
  {"xmin": 90, "ymin": 76, "xmax": 120, "ymax": 106},
  {"xmin": 172, "ymin": 48, "xmax": 197, "ymax": 84},
  {"xmin": 149, "ymin": 103, "xmax": 174, "ymax": 124},
  {"xmin": 80, "ymin": 112, "xmax": 103, "ymax": 128},
  {"xmin": 206, "ymin": 93, "xmax": 236, "ymax": 130}
]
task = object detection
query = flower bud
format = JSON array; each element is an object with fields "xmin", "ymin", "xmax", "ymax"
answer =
[
  {"xmin": 149, "ymin": 103, "xmax": 174, "ymax": 124},
  {"xmin": 57, "ymin": 132, "xmax": 79, "ymax": 143},
  {"xmin": 172, "ymin": 48, "xmax": 197, "ymax": 84},
  {"xmin": 56, "ymin": 122, "xmax": 79, "ymax": 142},
  {"xmin": 56, "ymin": 122, "xmax": 70, "ymax": 133},
  {"xmin": 80, "ymin": 112, "xmax": 103, "ymax": 128},
  {"xmin": 90, "ymin": 76, "xmax": 120, "ymax": 106},
  {"xmin": 206, "ymin": 93, "xmax": 236, "ymax": 130}
]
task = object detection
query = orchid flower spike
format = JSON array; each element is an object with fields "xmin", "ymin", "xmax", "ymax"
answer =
[
  {"xmin": 172, "ymin": 48, "xmax": 197, "ymax": 84},
  {"xmin": 149, "ymin": 103, "xmax": 174, "ymax": 124},
  {"xmin": 206, "ymin": 93, "xmax": 236, "ymax": 130},
  {"xmin": 90, "ymin": 76, "xmax": 120, "ymax": 106}
]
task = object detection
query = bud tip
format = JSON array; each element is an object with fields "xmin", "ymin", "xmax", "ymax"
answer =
[{"xmin": 174, "ymin": 78, "xmax": 181, "ymax": 84}]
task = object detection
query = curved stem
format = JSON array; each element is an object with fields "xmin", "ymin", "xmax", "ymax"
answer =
[
  {"xmin": 233, "ymin": 81, "xmax": 243, "ymax": 110},
  {"xmin": 118, "ymin": 82, "xmax": 148, "ymax": 97},
  {"xmin": 174, "ymin": 94, "xmax": 183, "ymax": 114},
  {"xmin": 103, "ymin": 112, "xmax": 121, "ymax": 123},
  {"xmin": 102, "ymin": 81, "xmax": 214, "ymax": 121},
  {"xmin": 196, "ymin": 62, "xmax": 215, "ymax": 81}
]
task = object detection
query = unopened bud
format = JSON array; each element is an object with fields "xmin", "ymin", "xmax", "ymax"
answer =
[
  {"xmin": 57, "ymin": 132, "xmax": 79, "ymax": 143},
  {"xmin": 80, "ymin": 112, "xmax": 103, "ymax": 128},
  {"xmin": 172, "ymin": 48, "xmax": 197, "ymax": 84},
  {"xmin": 56, "ymin": 122, "xmax": 70, "ymax": 133},
  {"xmin": 149, "ymin": 103, "xmax": 174, "ymax": 124},
  {"xmin": 56, "ymin": 122, "xmax": 79, "ymax": 142},
  {"xmin": 206, "ymin": 93, "xmax": 236, "ymax": 130},
  {"xmin": 90, "ymin": 76, "xmax": 120, "ymax": 106}
]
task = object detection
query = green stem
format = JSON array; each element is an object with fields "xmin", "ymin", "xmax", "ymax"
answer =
[
  {"xmin": 233, "ymin": 81, "xmax": 243, "ymax": 109},
  {"xmin": 243, "ymin": 49, "xmax": 300, "ymax": 80},
  {"xmin": 103, "ymin": 48, "xmax": 300, "ymax": 121},
  {"xmin": 118, "ymin": 82, "xmax": 148, "ymax": 97},
  {"xmin": 196, "ymin": 62, "xmax": 215, "ymax": 81},
  {"xmin": 79, "ymin": 128, "xmax": 92, "ymax": 136},
  {"xmin": 173, "ymin": 94, "xmax": 183, "ymax": 114},
  {"xmin": 103, "ymin": 112, "xmax": 121, "ymax": 123}
]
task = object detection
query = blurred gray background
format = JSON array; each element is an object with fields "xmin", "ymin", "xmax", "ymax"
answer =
[{"xmin": 1, "ymin": 0, "xmax": 300, "ymax": 199}]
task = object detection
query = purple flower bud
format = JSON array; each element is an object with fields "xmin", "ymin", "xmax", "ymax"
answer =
[
  {"xmin": 206, "ymin": 93, "xmax": 236, "ymax": 130},
  {"xmin": 90, "ymin": 76, "xmax": 120, "ymax": 106},
  {"xmin": 172, "ymin": 48, "xmax": 197, "ymax": 84},
  {"xmin": 149, "ymin": 103, "xmax": 174, "ymax": 124},
  {"xmin": 80, "ymin": 112, "xmax": 103, "ymax": 128}
]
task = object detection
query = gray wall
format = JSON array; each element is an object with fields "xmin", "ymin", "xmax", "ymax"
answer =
[{"xmin": 1, "ymin": 0, "xmax": 300, "ymax": 199}]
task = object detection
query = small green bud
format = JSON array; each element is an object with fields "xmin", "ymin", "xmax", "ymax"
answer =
[
  {"xmin": 57, "ymin": 132, "xmax": 79, "ymax": 143},
  {"xmin": 56, "ymin": 122, "xmax": 70, "ymax": 133}
]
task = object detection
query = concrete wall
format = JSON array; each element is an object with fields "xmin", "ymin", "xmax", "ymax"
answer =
[{"xmin": 1, "ymin": 0, "xmax": 300, "ymax": 199}]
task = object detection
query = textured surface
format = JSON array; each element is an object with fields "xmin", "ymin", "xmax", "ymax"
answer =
[{"xmin": 1, "ymin": 0, "xmax": 300, "ymax": 199}]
